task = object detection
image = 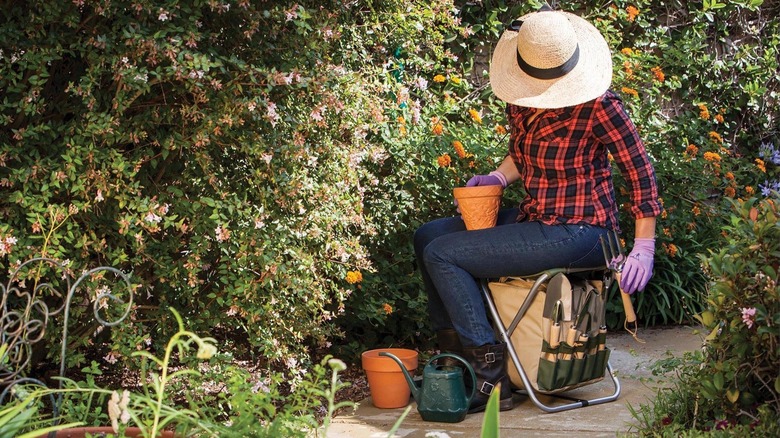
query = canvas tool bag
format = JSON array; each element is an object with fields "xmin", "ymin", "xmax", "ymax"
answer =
[{"xmin": 489, "ymin": 273, "xmax": 611, "ymax": 394}]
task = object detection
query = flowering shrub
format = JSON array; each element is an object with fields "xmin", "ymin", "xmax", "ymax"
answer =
[
  {"xmin": 632, "ymin": 194, "xmax": 780, "ymax": 435},
  {"xmin": 0, "ymin": 0, "xmax": 472, "ymax": 367},
  {"xmin": 2, "ymin": 0, "xmax": 779, "ymax": 406}
]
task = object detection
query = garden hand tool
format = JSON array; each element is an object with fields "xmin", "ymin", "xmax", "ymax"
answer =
[
  {"xmin": 600, "ymin": 232, "xmax": 644, "ymax": 343},
  {"xmin": 544, "ymin": 300, "xmax": 562, "ymax": 362}
]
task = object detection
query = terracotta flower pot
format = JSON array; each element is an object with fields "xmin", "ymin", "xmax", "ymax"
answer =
[
  {"xmin": 453, "ymin": 185, "xmax": 503, "ymax": 230},
  {"xmin": 361, "ymin": 348, "xmax": 418, "ymax": 409},
  {"xmin": 43, "ymin": 427, "xmax": 176, "ymax": 438}
]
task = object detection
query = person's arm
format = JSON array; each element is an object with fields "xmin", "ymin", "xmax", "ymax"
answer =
[
  {"xmin": 465, "ymin": 155, "xmax": 520, "ymax": 188},
  {"xmin": 634, "ymin": 216, "xmax": 656, "ymax": 239},
  {"xmin": 495, "ymin": 155, "xmax": 521, "ymax": 186}
]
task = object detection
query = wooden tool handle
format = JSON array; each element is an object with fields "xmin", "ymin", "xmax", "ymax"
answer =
[
  {"xmin": 550, "ymin": 324, "xmax": 561, "ymax": 349},
  {"xmin": 616, "ymin": 272, "xmax": 645, "ymax": 343},
  {"xmin": 615, "ymin": 272, "xmax": 637, "ymax": 323}
]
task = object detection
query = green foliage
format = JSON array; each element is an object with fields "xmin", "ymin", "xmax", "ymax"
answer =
[
  {"xmin": 0, "ymin": 388, "xmax": 82, "ymax": 438},
  {"xmin": 3, "ymin": 1, "xmax": 780, "ymax": 424},
  {"xmin": 9, "ymin": 311, "xmax": 357, "ymax": 437},
  {"xmin": 632, "ymin": 194, "xmax": 780, "ymax": 434},
  {"xmin": 480, "ymin": 382, "xmax": 501, "ymax": 438}
]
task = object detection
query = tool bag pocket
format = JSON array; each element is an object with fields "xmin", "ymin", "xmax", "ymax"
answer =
[{"xmin": 490, "ymin": 272, "xmax": 611, "ymax": 394}]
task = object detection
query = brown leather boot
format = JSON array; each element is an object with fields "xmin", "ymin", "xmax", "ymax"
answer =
[
  {"xmin": 436, "ymin": 329, "xmax": 464, "ymax": 368},
  {"xmin": 461, "ymin": 342, "xmax": 514, "ymax": 413}
]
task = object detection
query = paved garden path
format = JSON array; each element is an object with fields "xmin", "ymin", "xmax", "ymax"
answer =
[{"xmin": 329, "ymin": 325, "xmax": 703, "ymax": 437}]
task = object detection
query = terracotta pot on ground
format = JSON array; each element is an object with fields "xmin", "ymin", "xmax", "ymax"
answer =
[
  {"xmin": 453, "ymin": 185, "xmax": 503, "ymax": 230},
  {"xmin": 43, "ymin": 427, "xmax": 176, "ymax": 438},
  {"xmin": 361, "ymin": 348, "xmax": 419, "ymax": 409}
]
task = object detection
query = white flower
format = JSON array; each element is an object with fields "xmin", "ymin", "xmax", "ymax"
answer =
[
  {"xmin": 108, "ymin": 390, "xmax": 131, "ymax": 433},
  {"xmin": 197, "ymin": 342, "xmax": 217, "ymax": 359},
  {"xmin": 104, "ymin": 351, "xmax": 119, "ymax": 364},
  {"xmin": 144, "ymin": 212, "xmax": 162, "ymax": 223}
]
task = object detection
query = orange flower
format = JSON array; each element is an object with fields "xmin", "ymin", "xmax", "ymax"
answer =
[
  {"xmin": 709, "ymin": 131, "xmax": 723, "ymax": 143},
  {"xmin": 621, "ymin": 86, "xmax": 638, "ymax": 97},
  {"xmin": 725, "ymin": 186, "xmax": 736, "ymax": 197},
  {"xmin": 437, "ymin": 153, "xmax": 452, "ymax": 167},
  {"xmin": 703, "ymin": 152, "xmax": 721, "ymax": 162},
  {"xmin": 432, "ymin": 122, "xmax": 444, "ymax": 136},
  {"xmin": 651, "ymin": 66, "xmax": 665, "ymax": 82},
  {"xmin": 495, "ymin": 124, "xmax": 507, "ymax": 135},
  {"xmin": 621, "ymin": 47, "xmax": 634, "ymax": 56},
  {"xmin": 685, "ymin": 144, "xmax": 699, "ymax": 157},
  {"xmin": 755, "ymin": 158, "xmax": 766, "ymax": 173},
  {"xmin": 622, "ymin": 60, "xmax": 636, "ymax": 79},
  {"xmin": 452, "ymin": 140, "xmax": 467, "ymax": 159},
  {"xmin": 382, "ymin": 303, "xmax": 393, "ymax": 314},
  {"xmin": 433, "ymin": 74, "xmax": 446, "ymax": 83},
  {"xmin": 715, "ymin": 114, "xmax": 724, "ymax": 123},
  {"xmin": 626, "ymin": 5, "xmax": 639, "ymax": 22},
  {"xmin": 745, "ymin": 186, "xmax": 755, "ymax": 195},
  {"xmin": 346, "ymin": 270, "xmax": 363, "ymax": 284},
  {"xmin": 725, "ymin": 172, "xmax": 735, "ymax": 180},
  {"xmin": 664, "ymin": 243, "xmax": 678, "ymax": 257},
  {"xmin": 698, "ymin": 104, "xmax": 710, "ymax": 120},
  {"xmin": 692, "ymin": 205, "xmax": 701, "ymax": 216},
  {"xmin": 468, "ymin": 109, "xmax": 482, "ymax": 124}
]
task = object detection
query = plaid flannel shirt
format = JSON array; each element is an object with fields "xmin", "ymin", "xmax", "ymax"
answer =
[{"xmin": 506, "ymin": 90, "xmax": 662, "ymax": 230}]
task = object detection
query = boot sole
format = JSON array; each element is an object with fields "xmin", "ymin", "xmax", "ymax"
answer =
[{"xmin": 468, "ymin": 397, "xmax": 515, "ymax": 414}]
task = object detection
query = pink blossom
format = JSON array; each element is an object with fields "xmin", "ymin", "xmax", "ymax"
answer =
[
  {"xmin": 266, "ymin": 101, "xmax": 280, "ymax": 127},
  {"xmin": 741, "ymin": 307, "xmax": 757, "ymax": 329},
  {"xmin": 215, "ymin": 225, "xmax": 231, "ymax": 242}
]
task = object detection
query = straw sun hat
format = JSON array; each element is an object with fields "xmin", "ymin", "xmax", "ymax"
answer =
[{"xmin": 489, "ymin": 5, "xmax": 613, "ymax": 109}]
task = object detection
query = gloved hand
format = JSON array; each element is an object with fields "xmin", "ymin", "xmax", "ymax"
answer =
[
  {"xmin": 619, "ymin": 238, "xmax": 655, "ymax": 294},
  {"xmin": 456, "ymin": 171, "xmax": 508, "ymax": 213},
  {"xmin": 466, "ymin": 171, "xmax": 507, "ymax": 188}
]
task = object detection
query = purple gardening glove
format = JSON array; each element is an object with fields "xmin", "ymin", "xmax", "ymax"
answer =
[
  {"xmin": 456, "ymin": 171, "xmax": 507, "ymax": 212},
  {"xmin": 466, "ymin": 171, "xmax": 507, "ymax": 188},
  {"xmin": 619, "ymin": 237, "xmax": 655, "ymax": 294}
]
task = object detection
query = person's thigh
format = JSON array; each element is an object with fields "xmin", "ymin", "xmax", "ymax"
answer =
[{"xmin": 424, "ymin": 221, "xmax": 608, "ymax": 279}]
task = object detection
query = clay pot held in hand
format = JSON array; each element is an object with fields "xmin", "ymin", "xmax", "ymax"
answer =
[{"xmin": 453, "ymin": 185, "xmax": 503, "ymax": 230}]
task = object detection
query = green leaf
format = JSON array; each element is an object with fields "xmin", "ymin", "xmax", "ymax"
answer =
[
  {"xmin": 775, "ymin": 375, "xmax": 780, "ymax": 395},
  {"xmin": 481, "ymin": 382, "xmax": 501, "ymax": 438},
  {"xmin": 713, "ymin": 372, "xmax": 724, "ymax": 391}
]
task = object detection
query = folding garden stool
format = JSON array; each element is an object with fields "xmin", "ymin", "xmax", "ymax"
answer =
[{"xmin": 480, "ymin": 266, "xmax": 621, "ymax": 413}]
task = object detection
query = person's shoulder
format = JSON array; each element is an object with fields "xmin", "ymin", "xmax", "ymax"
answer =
[
  {"xmin": 598, "ymin": 89, "xmax": 623, "ymax": 105},
  {"xmin": 592, "ymin": 90, "xmax": 629, "ymax": 114}
]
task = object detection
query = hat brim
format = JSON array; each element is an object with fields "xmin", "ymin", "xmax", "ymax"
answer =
[{"xmin": 489, "ymin": 11, "xmax": 612, "ymax": 109}]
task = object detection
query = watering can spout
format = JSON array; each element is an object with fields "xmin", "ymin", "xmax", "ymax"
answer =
[{"xmin": 379, "ymin": 351, "xmax": 420, "ymax": 401}]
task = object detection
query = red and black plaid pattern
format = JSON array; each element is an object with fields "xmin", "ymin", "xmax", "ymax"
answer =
[{"xmin": 506, "ymin": 90, "xmax": 662, "ymax": 230}]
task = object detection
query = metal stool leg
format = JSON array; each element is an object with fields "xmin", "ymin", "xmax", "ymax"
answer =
[{"xmin": 480, "ymin": 270, "xmax": 621, "ymax": 413}]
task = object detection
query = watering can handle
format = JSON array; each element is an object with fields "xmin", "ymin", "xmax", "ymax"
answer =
[{"xmin": 428, "ymin": 353, "xmax": 478, "ymax": 403}]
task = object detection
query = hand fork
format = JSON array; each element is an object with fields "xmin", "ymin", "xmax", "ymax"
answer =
[{"xmin": 599, "ymin": 231, "xmax": 644, "ymax": 343}]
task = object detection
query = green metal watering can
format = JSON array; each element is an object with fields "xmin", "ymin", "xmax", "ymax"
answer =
[{"xmin": 379, "ymin": 351, "xmax": 476, "ymax": 423}]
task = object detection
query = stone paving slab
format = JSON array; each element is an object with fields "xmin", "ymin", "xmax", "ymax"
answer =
[{"xmin": 328, "ymin": 326, "xmax": 703, "ymax": 437}]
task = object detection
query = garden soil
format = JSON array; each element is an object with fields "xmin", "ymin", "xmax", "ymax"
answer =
[{"xmin": 329, "ymin": 325, "xmax": 704, "ymax": 437}]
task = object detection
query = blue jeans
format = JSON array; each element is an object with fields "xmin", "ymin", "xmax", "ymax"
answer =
[{"xmin": 414, "ymin": 208, "xmax": 610, "ymax": 348}]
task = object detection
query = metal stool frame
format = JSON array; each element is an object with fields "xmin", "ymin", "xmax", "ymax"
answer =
[{"xmin": 480, "ymin": 266, "xmax": 621, "ymax": 413}]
